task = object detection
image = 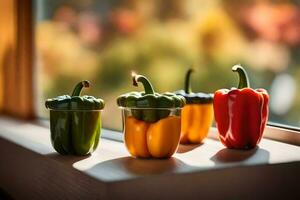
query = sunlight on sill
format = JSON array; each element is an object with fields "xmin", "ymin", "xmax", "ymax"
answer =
[{"xmin": 0, "ymin": 116, "xmax": 300, "ymax": 183}]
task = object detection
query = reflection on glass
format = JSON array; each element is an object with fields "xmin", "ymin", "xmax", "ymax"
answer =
[{"xmin": 35, "ymin": 0, "xmax": 300, "ymax": 130}]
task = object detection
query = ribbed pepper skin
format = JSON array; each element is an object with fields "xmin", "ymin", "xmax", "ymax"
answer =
[
  {"xmin": 50, "ymin": 110, "xmax": 71, "ymax": 154},
  {"xmin": 46, "ymin": 80, "xmax": 104, "ymax": 155},
  {"xmin": 71, "ymin": 111, "xmax": 101, "ymax": 155},
  {"xmin": 124, "ymin": 115, "xmax": 181, "ymax": 158},
  {"xmin": 117, "ymin": 92, "xmax": 185, "ymax": 123},
  {"xmin": 124, "ymin": 116, "xmax": 150, "ymax": 158},
  {"xmin": 180, "ymin": 104, "xmax": 214, "ymax": 144},
  {"xmin": 50, "ymin": 110, "xmax": 101, "ymax": 155},
  {"xmin": 214, "ymin": 87, "xmax": 269, "ymax": 149},
  {"xmin": 213, "ymin": 65, "xmax": 269, "ymax": 149},
  {"xmin": 146, "ymin": 116, "xmax": 181, "ymax": 158},
  {"xmin": 117, "ymin": 74, "xmax": 185, "ymax": 123}
]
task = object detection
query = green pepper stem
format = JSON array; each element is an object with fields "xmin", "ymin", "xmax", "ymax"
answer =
[
  {"xmin": 132, "ymin": 74, "xmax": 155, "ymax": 94},
  {"xmin": 185, "ymin": 68, "xmax": 194, "ymax": 94},
  {"xmin": 232, "ymin": 65, "xmax": 250, "ymax": 89},
  {"xmin": 71, "ymin": 80, "xmax": 90, "ymax": 96}
]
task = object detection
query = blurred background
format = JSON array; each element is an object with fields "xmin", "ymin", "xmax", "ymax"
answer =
[{"xmin": 35, "ymin": 0, "xmax": 300, "ymax": 130}]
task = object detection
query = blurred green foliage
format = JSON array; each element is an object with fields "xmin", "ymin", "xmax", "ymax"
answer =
[{"xmin": 37, "ymin": 0, "xmax": 300, "ymax": 130}]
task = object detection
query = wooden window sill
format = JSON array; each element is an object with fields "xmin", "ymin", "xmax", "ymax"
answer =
[{"xmin": 0, "ymin": 116, "xmax": 299, "ymax": 199}]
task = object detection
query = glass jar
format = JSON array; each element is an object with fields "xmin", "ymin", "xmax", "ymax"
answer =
[{"xmin": 120, "ymin": 107, "xmax": 182, "ymax": 159}]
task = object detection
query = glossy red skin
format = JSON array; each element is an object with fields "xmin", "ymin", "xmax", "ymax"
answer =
[{"xmin": 213, "ymin": 88, "xmax": 269, "ymax": 149}]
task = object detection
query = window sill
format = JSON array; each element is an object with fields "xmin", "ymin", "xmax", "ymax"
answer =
[{"xmin": 0, "ymin": 116, "xmax": 299, "ymax": 199}]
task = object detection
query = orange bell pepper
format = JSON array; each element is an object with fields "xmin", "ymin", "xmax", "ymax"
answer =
[
  {"xmin": 147, "ymin": 116, "xmax": 181, "ymax": 158},
  {"xmin": 124, "ymin": 116, "xmax": 151, "ymax": 158},
  {"xmin": 175, "ymin": 69, "xmax": 214, "ymax": 144},
  {"xmin": 124, "ymin": 116, "xmax": 181, "ymax": 158},
  {"xmin": 180, "ymin": 104, "xmax": 213, "ymax": 144}
]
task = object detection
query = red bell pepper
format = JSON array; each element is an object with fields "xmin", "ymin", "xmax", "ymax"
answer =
[{"xmin": 213, "ymin": 65, "xmax": 269, "ymax": 149}]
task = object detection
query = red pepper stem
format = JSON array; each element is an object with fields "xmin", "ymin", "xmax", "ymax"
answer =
[
  {"xmin": 185, "ymin": 69, "xmax": 194, "ymax": 94},
  {"xmin": 71, "ymin": 80, "xmax": 90, "ymax": 96},
  {"xmin": 132, "ymin": 74, "xmax": 155, "ymax": 94},
  {"xmin": 232, "ymin": 65, "xmax": 250, "ymax": 89}
]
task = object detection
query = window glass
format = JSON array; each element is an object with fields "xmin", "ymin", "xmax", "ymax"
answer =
[{"xmin": 35, "ymin": 0, "xmax": 300, "ymax": 130}]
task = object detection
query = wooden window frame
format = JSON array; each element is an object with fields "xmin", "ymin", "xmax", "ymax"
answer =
[{"xmin": 0, "ymin": 0, "xmax": 34, "ymax": 119}]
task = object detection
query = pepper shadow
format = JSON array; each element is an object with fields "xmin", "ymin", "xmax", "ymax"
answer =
[
  {"xmin": 210, "ymin": 146, "xmax": 270, "ymax": 164},
  {"xmin": 85, "ymin": 156, "xmax": 195, "ymax": 181},
  {"xmin": 46, "ymin": 152, "xmax": 91, "ymax": 165},
  {"xmin": 177, "ymin": 143, "xmax": 203, "ymax": 153}
]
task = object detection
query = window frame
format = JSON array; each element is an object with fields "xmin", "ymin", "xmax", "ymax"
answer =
[
  {"xmin": 0, "ymin": 0, "xmax": 34, "ymax": 119},
  {"xmin": 0, "ymin": 0, "xmax": 300, "ymax": 146}
]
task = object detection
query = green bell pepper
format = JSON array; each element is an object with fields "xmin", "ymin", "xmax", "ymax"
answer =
[
  {"xmin": 45, "ymin": 80, "xmax": 105, "ymax": 155},
  {"xmin": 175, "ymin": 69, "xmax": 213, "ymax": 104},
  {"xmin": 117, "ymin": 73, "xmax": 185, "ymax": 122}
]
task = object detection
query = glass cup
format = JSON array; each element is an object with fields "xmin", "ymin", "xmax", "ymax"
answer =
[
  {"xmin": 120, "ymin": 107, "xmax": 182, "ymax": 159},
  {"xmin": 49, "ymin": 109, "xmax": 102, "ymax": 155}
]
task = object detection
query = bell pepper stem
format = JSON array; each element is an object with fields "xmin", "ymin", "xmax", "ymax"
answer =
[
  {"xmin": 232, "ymin": 65, "xmax": 250, "ymax": 89},
  {"xmin": 71, "ymin": 80, "xmax": 90, "ymax": 96},
  {"xmin": 132, "ymin": 74, "xmax": 155, "ymax": 94},
  {"xmin": 185, "ymin": 68, "xmax": 194, "ymax": 94}
]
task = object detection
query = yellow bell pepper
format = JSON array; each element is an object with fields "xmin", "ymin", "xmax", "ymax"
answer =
[
  {"xmin": 180, "ymin": 104, "xmax": 213, "ymax": 144},
  {"xmin": 124, "ymin": 116, "xmax": 181, "ymax": 158},
  {"xmin": 147, "ymin": 116, "xmax": 181, "ymax": 158},
  {"xmin": 124, "ymin": 116, "xmax": 150, "ymax": 158},
  {"xmin": 175, "ymin": 69, "xmax": 214, "ymax": 144}
]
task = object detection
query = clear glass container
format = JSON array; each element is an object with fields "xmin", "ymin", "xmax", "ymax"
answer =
[{"xmin": 120, "ymin": 107, "xmax": 182, "ymax": 159}]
